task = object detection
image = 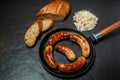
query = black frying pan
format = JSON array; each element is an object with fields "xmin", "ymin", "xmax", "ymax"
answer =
[{"xmin": 39, "ymin": 21, "xmax": 120, "ymax": 78}]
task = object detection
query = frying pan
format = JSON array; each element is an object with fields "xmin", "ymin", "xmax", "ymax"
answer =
[{"xmin": 39, "ymin": 21, "xmax": 120, "ymax": 78}]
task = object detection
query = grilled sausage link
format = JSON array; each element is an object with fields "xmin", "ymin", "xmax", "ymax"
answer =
[
  {"xmin": 44, "ymin": 45, "xmax": 57, "ymax": 69},
  {"xmin": 70, "ymin": 34, "xmax": 90, "ymax": 58},
  {"xmin": 47, "ymin": 31, "xmax": 69, "ymax": 45},
  {"xmin": 58, "ymin": 56, "xmax": 86, "ymax": 72},
  {"xmin": 54, "ymin": 44, "xmax": 76, "ymax": 61}
]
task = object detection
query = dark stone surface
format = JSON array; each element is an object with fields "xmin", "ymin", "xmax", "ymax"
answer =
[{"xmin": 0, "ymin": 0, "xmax": 120, "ymax": 80}]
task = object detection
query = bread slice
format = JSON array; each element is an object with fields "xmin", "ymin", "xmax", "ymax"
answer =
[
  {"xmin": 41, "ymin": 18, "xmax": 54, "ymax": 32},
  {"xmin": 24, "ymin": 20, "xmax": 42, "ymax": 47},
  {"xmin": 35, "ymin": 0, "xmax": 70, "ymax": 21}
]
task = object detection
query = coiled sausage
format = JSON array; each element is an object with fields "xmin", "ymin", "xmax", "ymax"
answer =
[
  {"xmin": 44, "ymin": 45, "xmax": 57, "ymax": 69},
  {"xmin": 58, "ymin": 56, "xmax": 86, "ymax": 72},
  {"xmin": 70, "ymin": 33, "xmax": 90, "ymax": 58},
  {"xmin": 54, "ymin": 44, "xmax": 76, "ymax": 61},
  {"xmin": 47, "ymin": 31, "xmax": 69, "ymax": 45}
]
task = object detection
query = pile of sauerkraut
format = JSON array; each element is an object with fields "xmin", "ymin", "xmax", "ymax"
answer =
[{"xmin": 73, "ymin": 10, "xmax": 98, "ymax": 31}]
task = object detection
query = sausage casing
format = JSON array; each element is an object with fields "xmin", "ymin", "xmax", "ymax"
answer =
[
  {"xmin": 70, "ymin": 33, "xmax": 90, "ymax": 58},
  {"xmin": 54, "ymin": 44, "xmax": 76, "ymax": 61},
  {"xmin": 58, "ymin": 56, "xmax": 86, "ymax": 72},
  {"xmin": 47, "ymin": 31, "xmax": 69, "ymax": 45},
  {"xmin": 44, "ymin": 45, "xmax": 57, "ymax": 69}
]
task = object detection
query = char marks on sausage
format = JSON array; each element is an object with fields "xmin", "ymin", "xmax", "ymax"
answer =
[
  {"xmin": 58, "ymin": 56, "xmax": 86, "ymax": 72},
  {"xmin": 70, "ymin": 33, "xmax": 90, "ymax": 58},
  {"xmin": 54, "ymin": 44, "xmax": 76, "ymax": 61},
  {"xmin": 44, "ymin": 45, "xmax": 57, "ymax": 69},
  {"xmin": 47, "ymin": 31, "xmax": 69, "ymax": 45}
]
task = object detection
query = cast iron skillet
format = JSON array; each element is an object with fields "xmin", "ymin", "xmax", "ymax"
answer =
[{"xmin": 39, "ymin": 21, "xmax": 120, "ymax": 78}]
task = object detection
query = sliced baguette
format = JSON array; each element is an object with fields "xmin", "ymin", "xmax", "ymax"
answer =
[
  {"xmin": 41, "ymin": 18, "xmax": 54, "ymax": 32},
  {"xmin": 24, "ymin": 20, "xmax": 42, "ymax": 47}
]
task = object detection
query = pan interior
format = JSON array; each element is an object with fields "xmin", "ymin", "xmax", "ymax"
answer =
[{"xmin": 39, "ymin": 28, "xmax": 95, "ymax": 78}]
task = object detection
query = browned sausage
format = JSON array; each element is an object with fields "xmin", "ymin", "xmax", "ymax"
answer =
[
  {"xmin": 44, "ymin": 45, "xmax": 57, "ymax": 69},
  {"xmin": 47, "ymin": 31, "xmax": 69, "ymax": 45},
  {"xmin": 58, "ymin": 56, "xmax": 86, "ymax": 72},
  {"xmin": 70, "ymin": 33, "xmax": 90, "ymax": 58},
  {"xmin": 54, "ymin": 44, "xmax": 76, "ymax": 61}
]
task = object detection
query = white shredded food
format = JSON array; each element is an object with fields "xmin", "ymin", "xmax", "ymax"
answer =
[{"xmin": 73, "ymin": 10, "xmax": 98, "ymax": 31}]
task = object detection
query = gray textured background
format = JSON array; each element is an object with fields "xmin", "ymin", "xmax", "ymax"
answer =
[{"xmin": 0, "ymin": 0, "xmax": 120, "ymax": 80}]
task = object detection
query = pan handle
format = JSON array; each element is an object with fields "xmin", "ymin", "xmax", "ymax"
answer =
[{"xmin": 91, "ymin": 20, "xmax": 120, "ymax": 41}]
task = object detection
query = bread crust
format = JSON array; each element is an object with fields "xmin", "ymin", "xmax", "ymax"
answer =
[{"xmin": 35, "ymin": 0, "xmax": 70, "ymax": 21}]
